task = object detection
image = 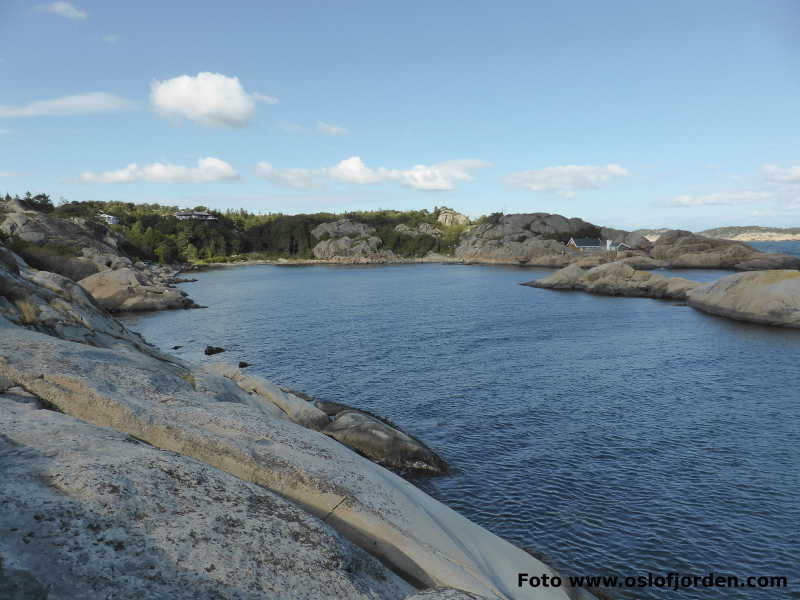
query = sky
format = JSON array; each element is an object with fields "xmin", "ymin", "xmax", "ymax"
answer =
[{"xmin": 1, "ymin": 0, "xmax": 799, "ymax": 230}]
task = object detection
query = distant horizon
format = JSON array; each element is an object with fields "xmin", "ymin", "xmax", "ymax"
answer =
[{"xmin": 2, "ymin": 1, "xmax": 799, "ymax": 230}]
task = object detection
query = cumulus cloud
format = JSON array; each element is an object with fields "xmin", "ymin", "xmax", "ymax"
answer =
[
  {"xmin": 150, "ymin": 72, "xmax": 276, "ymax": 127},
  {"xmin": 317, "ymin": 121, "xmax": 349, "ymax": 136},
  {"xmin": 0, "ymin": 92, "xmax": 134, "ymax": 118},
  {"xmin": 38, "ymin": 1, "xmax": 87, "ymax": 20},
  {"xmin": 256, "ymin": 156, "xmax": 489, "ymax": 191},
  {"xmin": 506, "ymin": 164, "xmax": 630, "ymax": 197},
  {"xmin": 80, "ymin": 157, "xmax": 239, "ymax": 184},
  {"xmin": 670, "ymin": 191, "xmax": 770, "ymax": 207},
  {"xmin": 255, "ymin": 162, "xmax": 318, "ymax": 189},
  {"xmin": 763, "ymin": 164, "xmax": 800, "ymax": 184}
]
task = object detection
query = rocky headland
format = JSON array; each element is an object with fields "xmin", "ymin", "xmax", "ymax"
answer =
[
  {"xmin": 0, "ymin": 237, "xmax": 596, "ymax": 599},
  {"xmin": 0, "ymin": 197, "xmax": 198, "ymax": 312}
]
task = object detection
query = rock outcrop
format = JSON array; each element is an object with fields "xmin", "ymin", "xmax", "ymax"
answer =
[
  {"xmin": 78, "ymin": 267, "xmax": 197, "ymax": 312},
  {"xmin": 524, "ymin": 262, "xmax": 700, "ymax": 300},
  {"xmin": 0, "ymin": 247, "xmax": 166, "ymax": 357},
  {"xmin": 1, "ymin": 197, "xmax": 197, "ymax": 311},
  {"xmin": 202, "ymin": 367, "xmax": 448, "ymax": 474},
  {"xmin": 650, "ymin": 230, "xmax": 800, "ymax": 270},
  {"xmin": 453, "ymin": 213, "xmax": 797, "ymax": 271},
  {"xmin": 455, "ymin": 213, "xmax": 652, "ymax": 265},
  {"xmin": 687, "ymin": 270, "xmax": 800, "ymax": 327},
  {"xmin": 311, "ymin": 219, "xmax": 397, "ymax": 262},
  {"xmin": 323, "ymin": 408, "xmax": 449, "ymax": 475},
  {"xmin": 455, "ymin": 213, "xmax": 585, "ymax": 264},
  {"xmin": 395, "ymin": 223, "xmax": 443, "ymax": 238},
  {"xmin": 437, "ymin": 209, "xmax": 469, "ymax": 227}
]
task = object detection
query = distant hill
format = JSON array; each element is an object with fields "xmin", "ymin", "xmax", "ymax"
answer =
[{"xmin": 699, "ymin": 226, "xmax": 800, "ymax": 241}]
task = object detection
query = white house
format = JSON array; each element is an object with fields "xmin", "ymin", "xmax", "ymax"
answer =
[
  {"xmin": 97, "ymin": 213, "xmax": 120, "ymax": 225},
  {"xmin": 566, "ymin": 237, "xmax": 603, "ymax": 251},
  {"xmin": 567, "ymin": 237, "xmax": 632, "ymax": 252}
]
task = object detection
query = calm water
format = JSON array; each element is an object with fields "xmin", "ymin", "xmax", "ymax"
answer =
[{"xmin": 129, "ymin": 256, "xmax": 800, "ymax": 599}]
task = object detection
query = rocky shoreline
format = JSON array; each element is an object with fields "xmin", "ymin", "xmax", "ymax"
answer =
[
  {"xmin": 524, "ymin": 261, "xmax": 800, "ymax": 329},
  {"xmin": 1, "ymin": 237, "xmax": 596, "ymax": 597}
]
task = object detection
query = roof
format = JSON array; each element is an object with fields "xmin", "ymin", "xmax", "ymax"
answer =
[{"xmin": 570, "ymin": 237, "xmax": 603, "ymax": 247}]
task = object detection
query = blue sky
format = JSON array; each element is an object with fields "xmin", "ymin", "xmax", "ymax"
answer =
[{"xmin": 1, "ymin": 0, "xmax": 799, "ymax": 230}]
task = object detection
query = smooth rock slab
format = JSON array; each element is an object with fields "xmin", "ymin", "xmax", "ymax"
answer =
[
  {"xmin": 0, "ymin": 395, "xmax": 414, "ymax": 600},
  {"xmin": 687, "ymin": 270, "xmax": 800, "ymax": 327}
]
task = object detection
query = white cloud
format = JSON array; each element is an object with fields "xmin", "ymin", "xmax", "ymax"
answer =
[
  {"xmin": 670, "ymin": 191, "xmax": 770, "ymax": 207},
  {"xmin": 317, "ymin": 121, "xmax": 349, "ymax": 136},
  {"xmin": 102, "ymin": 34, "xmax": 119, "ymax": 44},
  {"xmin": 256, "ymin": 156, "xmax": 489, "ymax": 191},
  {"xmin": 0, "ymin": 172, "xmax": 15, "ymax": 177},
  {"xmin": 326, "ymin": 156, "xmax": 382, "ymax": 184},
  {"xmin": 390, "ymin": 159, "xmax": 489, "ymax": 191},
  {"xmin": 80, "ymin": 157, "xmax": 239, "ymax": 184},
  {"xmin": 0, "ymin": 92, "xmax": 133, "ymax": 118},
  {"xmin": 763, "ymin": 164, "xmax": 800, "ymax": 184},
  {"xmin": 150, "ymin": 72, "xmax": 275, "ymax": 127},
  {"xmin": 506, "ymin": 164, "xmax": 630, "ymax": 197},
  {"xmin": 255, "ymin": 162, "xmax": 318, "ymax": 189},
  {"xmin": 38, "ymin": 2, "xmax": 87, "ymax": 20}
]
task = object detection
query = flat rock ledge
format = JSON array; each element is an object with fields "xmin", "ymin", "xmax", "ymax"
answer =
[
  {"xmin": 687, "ymin": 270, "xmax": 800, "ymax": 328},
  {"xmin": 523, "ymin": 262, "xmax": 700, "ymax": 300},
  {"xmin": 0, "ymin": 392, "xmax": 414, "ymax": 600}
]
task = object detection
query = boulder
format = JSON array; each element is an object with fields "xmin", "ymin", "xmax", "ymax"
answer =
[
  {"xmin": 204, "ymin": 345, "xmax": 225, "ymax": 355},
  {"xmin": 687, "ymin": 270, "xmax": 800, "ymax": 327},
  {"xmin": 324, "ymin": 410, "xmax": 448, "ymax": 475},
  {"xmin": 78, "ymin": 267, "xmax": 195, "ymax": 312}
]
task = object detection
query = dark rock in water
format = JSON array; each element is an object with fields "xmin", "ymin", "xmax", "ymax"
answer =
[
  {"xmin": 238, "ymin": 361, "xmax": 250, "ymax": 368},
  {"xmin": 324, "ymin": 410, "xmax": 448, "ymax": 475},
  {"xmin": 313, "ymin": 398, "xmax": 355, "ymax": 416},
  {"xmin": 171, "ymin": 345, "xmax": 183, "ymax": 350},
  {"xmin": 204, "ymin": 346, "xmax": 225, "ymax": 356}
]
